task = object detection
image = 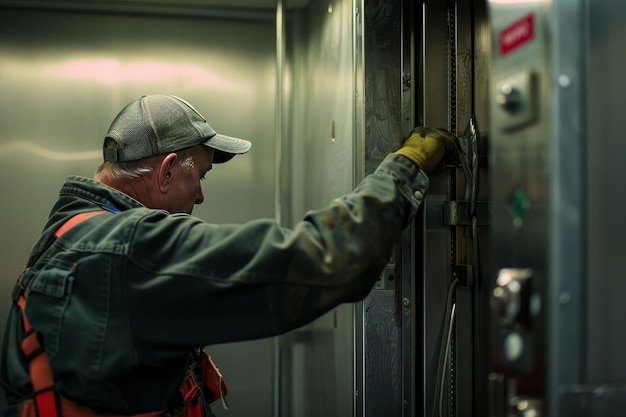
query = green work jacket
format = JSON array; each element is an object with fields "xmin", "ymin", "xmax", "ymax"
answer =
[{"xmin": 0, "ymin": 154, "xmax": 428, "ymax": 415}]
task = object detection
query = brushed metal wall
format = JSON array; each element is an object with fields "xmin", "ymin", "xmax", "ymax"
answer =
[
  {"xmin": 278, "ymin": 0, "xmax": 356, "ymax": 416},
  {"xmin": 0, "ymin": 5, "xmax": 276, "ymax": 416}
]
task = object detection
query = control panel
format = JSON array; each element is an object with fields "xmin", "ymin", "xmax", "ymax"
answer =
[{"xmin": 487, "ymin": 1, "xmax": 550, "ymax": 416}]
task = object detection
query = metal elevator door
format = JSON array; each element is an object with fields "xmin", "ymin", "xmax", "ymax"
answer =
[{"xmin": 349, "ymin": 0, "xmax": 493, "ymax": 415}]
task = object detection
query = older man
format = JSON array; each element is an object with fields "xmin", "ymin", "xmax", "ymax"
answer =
[{"xmin": 1, "ymin": 94, "xmax": 457, "ymax": 417}]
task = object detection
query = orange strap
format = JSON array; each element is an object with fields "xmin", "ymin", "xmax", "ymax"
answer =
[
  {"xmin": 54, "ymin": 211, "xmax": 107, "ymax": 238},
  {"xmin": 199, "ymin": 351, "xmax": 228, "ymax": 409},
  {"xmin": 16, "ymin": 293, "xmax": 58, "ymax": 417},
  {"xmin": 178, "ymin": 373, "xmax": 203, "ymax": 417},
  {"xmin": 16, "ymin": 210, "xmax": 107, "ymax": 417},
  {"xmin": 18, "ymin": 397, "xmax": 162, "ymax": 417}
]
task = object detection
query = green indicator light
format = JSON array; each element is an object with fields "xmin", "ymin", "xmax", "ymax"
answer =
[{"xmin": 508, "ymin": 188, "xmax": 530, "ymax": 227}]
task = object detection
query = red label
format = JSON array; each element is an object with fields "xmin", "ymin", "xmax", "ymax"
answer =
[{"xmin": 500, "ymin": 14, "xmax": 535, "ymax": 56}]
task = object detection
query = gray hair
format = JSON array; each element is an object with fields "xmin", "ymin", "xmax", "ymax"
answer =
[{"xmin": 95, "ymin": 139, "xmax": 195, "ymax": 181}]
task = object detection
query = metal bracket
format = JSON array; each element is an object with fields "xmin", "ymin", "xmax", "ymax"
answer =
[
  {"xmin": 444, "ymin": 201, "xmax": 490, "ymax": 226},
  {"xmin": 454, "ymin": 264, "xmax": 473, "ymax": 288}
]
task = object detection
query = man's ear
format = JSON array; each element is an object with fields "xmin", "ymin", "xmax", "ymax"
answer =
[{"xmin": 158, "ymin": 153, "xmax": 178, "ymax": 193}]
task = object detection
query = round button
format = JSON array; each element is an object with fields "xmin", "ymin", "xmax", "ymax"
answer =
[
  {"xmin": 490, "ymin": 280, "xmax": 521, "ymax": 327},
  {"xmin": 496, "ymin": 83, "xmax": 523, "ymax": 113},
  {"xmin": 504, "ymin": 332, "xmax": 524, "ymax": 362}
]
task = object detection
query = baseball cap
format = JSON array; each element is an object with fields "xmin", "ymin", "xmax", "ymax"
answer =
[{"xmin": 103, "ymin": 94, "xmax": 251, "ymax": 164}]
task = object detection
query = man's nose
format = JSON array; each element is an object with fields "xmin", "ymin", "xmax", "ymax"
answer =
[{"xmin": 195, "ymin": 186, "xmax": 204, "ymax": 205}]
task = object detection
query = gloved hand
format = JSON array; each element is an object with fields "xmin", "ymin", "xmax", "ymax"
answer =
[{"xmin": 394, "ymin": 126, "xmax": 460, "ymax": 174}]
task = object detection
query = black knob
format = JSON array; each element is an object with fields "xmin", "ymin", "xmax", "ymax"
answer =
[{"xmin": 496, "ymin": 83, "xmax": 523, "ymax": 113}]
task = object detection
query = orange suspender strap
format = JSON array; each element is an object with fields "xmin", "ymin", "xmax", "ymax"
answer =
[
  {"xmin": 54, "ymin": 211, "xmax": 107, "ymax": 239},
  {"xmin": 15, "ymin": 210, "xmax": 106, "ymax": 417},
  {"xmin": 17, "ymin": 294, "xmax": 58, "ymax": 417}
]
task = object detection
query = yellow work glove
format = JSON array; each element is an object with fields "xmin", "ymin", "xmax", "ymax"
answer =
[{"xmin": 394, "ymin": 126, "xmax": 459, "ymax": 174}]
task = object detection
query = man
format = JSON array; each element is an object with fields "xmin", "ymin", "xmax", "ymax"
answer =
[{"xmin": 0, "ymin": 94, "xmax": 457, "ymax": 417}]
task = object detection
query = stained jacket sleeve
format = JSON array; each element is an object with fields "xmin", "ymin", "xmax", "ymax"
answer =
[{"xmin": 122, "ymin": 154, "xmax": 428, "ymax": 354}]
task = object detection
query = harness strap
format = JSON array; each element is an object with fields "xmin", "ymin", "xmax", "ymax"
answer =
[
  {"xmin": 54, "ymin": 211, "xmax": 107, "ymax": 238},
  {"xmin": 16, "ymin": 210, "xmax": 107, "ymax": 417},
  {"xmin": 16, "ymin": 209, "xmax": 222, "ymax": 417},
  {"xmin": 18, "ymin": 397, "xmax": 163, "ymax": 417},
  {"xmin": 17, "ymin": 295, "xmax": 58, "ymax": 417}
]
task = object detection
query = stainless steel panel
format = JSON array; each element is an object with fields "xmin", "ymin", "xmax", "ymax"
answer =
[
  {"xmin": 487, "ymin": 1, "xmax": 552, "ymax": 414},
  {"xmin": 280, "ymin": 0, "xmax": 355, "ymax": 225},
  {"xmin": 585, "ymin": 0, "xmax": 626, "ymax": 414},
  {"xmin": 485, "ymin": 0, "xmax": 626, "ymax": 415},
  {"xmin": 0, "ymin": 5, "xmax": 276, "ymax": 416},
  {"xmin": 548, "ymin": 1, "xmax": 586, "ymax": 415},
  {"xmin": 278, "ymin": 0, "xmax": 356, "ymax": 416},
  {"xmin": 360, "ymin": 0, "xmax": 407, "ymax": 415},
  {"xmin": 363, "ymin": 270, "xmax": 401, "ymax": 417},
  {"xmin": 586, "ymin": 0, "xmax": 626, "ymax": 384}
]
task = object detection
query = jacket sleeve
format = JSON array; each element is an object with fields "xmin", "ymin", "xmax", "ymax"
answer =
[{"xmin": 125, "ymin": 154, "xmax": 429, "ymax": 351}]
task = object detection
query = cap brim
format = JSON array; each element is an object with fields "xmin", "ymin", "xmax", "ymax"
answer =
[{"xmin": 202, "ymin": 133, "xmax": 252, "ymax": 164}]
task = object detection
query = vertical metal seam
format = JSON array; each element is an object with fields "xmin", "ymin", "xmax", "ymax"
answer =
[
  {"xmin": 420, "ymin": 6, "xmax": 428, "ymax": 417},
  {"xmin": 274, "ymin": 0, "xmax": 284, "ymax": 225},
  {"xmin": 353, "ymin": 1, "xmax": 365, "ymax": 416},
  {"xmin": 273, "ymin": 3, "xmax": 284, "ymax": 417},
  {"xmin": 353, "ymin": 0, "xmax": 365, "ymax": 187},
  {"xmin": 548, "ymin": 0, "xmax": 586, "ymax": 415},
  {"xmin": 399, "ymin": 1, "xmax": 417, "ymax": 415}
]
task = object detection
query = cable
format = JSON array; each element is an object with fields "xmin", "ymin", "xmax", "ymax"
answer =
[
  {"xmin": 429, "ymin": 115, "xmax": 480, "ymax": 417},
  {"xmin": 439, "ymin": 303, "xmax": 457, "ymax": 417},
  {"xmin": 431, "ymin": 278, "xmax": 459, "ymax": 417}
]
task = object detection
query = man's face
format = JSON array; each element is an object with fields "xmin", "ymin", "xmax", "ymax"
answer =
[{"xmin": 167, "ymin": 145, "xmax": 215, "ymax": 214}]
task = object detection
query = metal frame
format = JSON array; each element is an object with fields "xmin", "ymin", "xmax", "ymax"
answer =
[
  {"xmin": 358, "ymin": 0, "xmax": 406, "ymax": 415},
  {"xmin": 548, "ymin": 0, "xmax": 586, "ymax": 415}
]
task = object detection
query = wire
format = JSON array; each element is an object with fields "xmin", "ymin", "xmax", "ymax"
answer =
[
  {"xmin": 430, "ymin": 115, "xmax": 480, "ymax": 417},
  {"xmin": 431, "ymin": 278, "xmax": 459, "ymax": 417},
  {"xmin": 439, "ymin": 303, "xmax": 457, "ymax": 417}
]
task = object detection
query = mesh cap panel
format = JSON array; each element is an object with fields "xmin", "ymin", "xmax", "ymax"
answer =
[{"xmin": 103, "ymin": 95, "xmax": 250, "ymax": 163}]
